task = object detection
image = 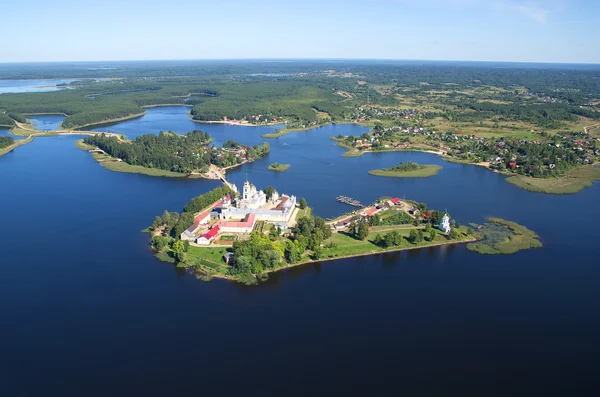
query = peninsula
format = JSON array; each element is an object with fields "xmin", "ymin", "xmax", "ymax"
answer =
[
  {"xmin": 147, "ymin": 183, "xmax": 479, "ymax": 284},
  {"xmin": 369, "ymin": 162, "xmax": 441, "ymax": 178},
  {"xmin": 77, "ymin": 131, "xmax": 270, "ymax": 179}
]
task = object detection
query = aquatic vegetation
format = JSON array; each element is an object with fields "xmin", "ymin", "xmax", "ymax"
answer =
[{"xmin": 467, "ymin": 218, "xmax": 542, "ymax": 255}]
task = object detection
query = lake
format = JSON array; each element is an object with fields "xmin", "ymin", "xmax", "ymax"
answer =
[
  {"xmin": 1, "ymin": 107, "xmax": 599, "ymax": 396},
  {"xmin": 27, "ymin": 114, "xmax": 66, "ymax": 131},
  {"xmin": 0, "ymin": 79, "xmax": 73, "ymax": 94}
]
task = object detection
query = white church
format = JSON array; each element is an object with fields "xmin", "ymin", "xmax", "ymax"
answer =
[{"xmin": 439, "ymin": 213, "xmax": 451, "ymax": 234}]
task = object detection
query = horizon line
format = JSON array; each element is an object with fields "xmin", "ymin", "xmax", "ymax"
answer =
[{"xmin": 1, "ymin": 57, "xmax": 599, "ymax": 66}]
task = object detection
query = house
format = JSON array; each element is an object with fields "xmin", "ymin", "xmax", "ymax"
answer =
[
  {"xmin": 194, "ymin": 210, "xmax": 211, "ymax": 225},
  {"xmin": 509, "ymin": 161, "xmax": 517, "ymax": 169},
  {"xmin": 196, "ymin": 225, "xmax": 220, "ymax": 245},
  {"xmin": 180, "ymin": 222, "xmax": 202, "ymax": 241},
  {"xmin": 361, "ymin": 207, "xmax": 378, "ymax": 217},
  {"xmin": 223, "ymin": 252, "xmax": 233, "ymax": 264},
  {"xmin": 389, "ymin": 197, "xmax": 400, "ymax": 206}
]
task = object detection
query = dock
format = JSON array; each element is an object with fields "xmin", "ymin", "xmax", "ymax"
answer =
[{"xmin": 336, "ymin": 196, "xmax": 364, "ymax": 208}]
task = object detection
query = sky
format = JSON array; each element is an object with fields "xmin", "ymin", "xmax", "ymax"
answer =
[{"xmin": 3, "ymin": 0, "xmax": 599, "ymax": 63}]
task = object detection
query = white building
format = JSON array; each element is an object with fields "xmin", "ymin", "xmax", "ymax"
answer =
[
  {"xmin": 238, "ymin": 179, "xmax": 266, "ymax": 209},
  {"xmin": 439, "ymin": 213, "xmax": 451, "ymax": 234}
]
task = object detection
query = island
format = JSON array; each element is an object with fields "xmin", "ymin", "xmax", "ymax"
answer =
[
  {"xmin": 368, "ymin": 162, "xmax": 441, "ymax": 178},
  {"xmin": 268, "ymin": 162, "xmax": 290, "ymax": 172},
  {"xmin": 77, "ymin": 131, "xmax": 270, "ymax": 178},
  {"xmin": 146, "ymin": 182, "xmax": 483, "ymax": 284},
  {"xmin": 467, "ymin": 218, "xmax": 542, "ymax": 254}
]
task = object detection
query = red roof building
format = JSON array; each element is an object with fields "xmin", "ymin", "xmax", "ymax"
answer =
[
  {"xmin": 390, "ymin": 198, "xmax": 400, "ymax": 204},
  {"xmin": 194, "ymin": 210, "xmax": 211, "ymax": 224},
  {"xmin": 509, "ymin": 161, "xmax": 517, "ymax": 169},
  {"xmin": 196, "ymin": 225, "xmax": 220, "ymax": 244},
  {"xmin": 363, "ymin": 207, "xmax": 378, "ymax": 217}
]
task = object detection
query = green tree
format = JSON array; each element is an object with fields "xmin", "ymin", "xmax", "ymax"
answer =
[
  {"xmin": 264, "ymin": 185, "xmax": 274, "ymax": 200},
  {"xmin": 172, "ymin": 240, "xmax": 186, "ymax": 262},
  {"xmin": 409, "ymin": 229, "xmax": 419, "ymax": 243},
  {"xmin": 355, "ymin": 220, "xmax": 369, "ymax": 241},
  {"xmin": 268, "ymin": 226, "xmax": 279, "ymax": 241},
  {"xmin": 299, "ymin": 198, "xmax": 307, "ymax": 209},
  {"xmin": 429, "ymin": 230, "xmax": 436, "ymax": 242},
  {"xmin": 152, "ymin": 216, "xmax": 163, "ymax": 230},
  {"xmin": 285, "ymin": 241, "xmax": 300, "ymax": 264},
  {"xmin": 417, "ymin": 229, "xmax": 424, "ymax": 243}
]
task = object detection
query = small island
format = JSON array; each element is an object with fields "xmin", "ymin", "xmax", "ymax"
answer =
[
  {"xmin": 369, "ymin": 162, "xmax": 442, "ymax": 178},
  {"xmin": 467, "ymin": 218, "xmax": 542, "ymax": 254},
  {"xmin": 268, "ymin": 162, "xmax": 290, "ymax": 172},
  {"xmin": 147, "ymin": 183, "xmax": 480, "ymax": 284}
]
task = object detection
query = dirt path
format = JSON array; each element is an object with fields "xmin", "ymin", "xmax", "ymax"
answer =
[{"xmin": 583, "ymin": 122, "xmax": 600, "ymax": 134}]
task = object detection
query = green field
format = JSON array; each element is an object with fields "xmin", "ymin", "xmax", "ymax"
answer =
[
  {"xmin": 505, "ymin": 165, "xmax": 600, "ymax": 194},
  {"xmin": 320, "ymin": 225, "xmax": 473, "ymax": 259},
  {"xmin": 368, "ymin": 164, "xmax": 442, "ymax": 178}
]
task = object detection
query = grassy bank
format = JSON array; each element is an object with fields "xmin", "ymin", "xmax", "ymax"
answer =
[
  {"xmin": 368, "ymin": 164, "xmax": 442, "ymax": 178},
  {"xmin": 467, "ymin": 218, "xmax": 542, "ymax": 254},
  {"xmin": 505, "ymin": 165, "xmax": 600, "ymax": 194},
  {"xmin": 166, "ymin": 223, "xmax": 475, "ymax": 284},
  {"xmin": 268, "ymin": 162, "xmax": 290, "ymax": 172},
  {"xmin": 0, "ymin": 135, "xmax": 34, "ymax": 157}
]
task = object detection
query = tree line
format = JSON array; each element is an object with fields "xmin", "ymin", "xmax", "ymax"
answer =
[{"xmin": 83, "ymin": 131, "xmax": 269, "ymax": 174}]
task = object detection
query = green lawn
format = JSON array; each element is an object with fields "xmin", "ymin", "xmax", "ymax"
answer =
[{"xmin": 320, "ymin": 226, "xmax": 473, "ymax": 259}]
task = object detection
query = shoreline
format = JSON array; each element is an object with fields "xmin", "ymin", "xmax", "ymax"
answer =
[
  {"xmin": 204, "ymin": 235, "xmax": 478, "ymax": 282},
  {"xmin": 192, "ymin": 119, "xmax": 285, "ymax": 128},
  {"xmin": 71, "ymin": 111, "xmax": 146, "ymax": 130},
  {"xmin": 0, "ymin": 135, "xmax": 34, "ymax": 157}
]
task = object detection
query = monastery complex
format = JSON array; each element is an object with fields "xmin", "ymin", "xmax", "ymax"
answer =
[{"xmin": 180, "ymin": 179, "xmax": 298, "ymax": 245}]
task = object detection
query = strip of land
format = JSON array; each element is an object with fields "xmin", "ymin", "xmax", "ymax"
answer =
[
  {"xmin": 0, "ymin": 135, "xmax": 34, "ymax": 157},
  {"xmin": 369, "ymin": 164, "xmax": 441, "ymax": 178},
  {"xmin": 505, "ymin": 164, "xmax": 600, "ymax": 194}
]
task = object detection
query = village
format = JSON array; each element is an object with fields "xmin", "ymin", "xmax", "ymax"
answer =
[{"xmin": 337, "ymin": 123, "xmax": 600, "ymax": 177}]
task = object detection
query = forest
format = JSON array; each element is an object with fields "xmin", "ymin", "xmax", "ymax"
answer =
[
  {"xmin": 0, "ymin": 60, "xmax": 598, "ymax": 133},
  {"xmin": 0, "ymin": 136, "xmax": 15, "ymax": 148},
  {"xmin": 83, "ymin": 130, "xmax": 270, "ymax": 174}
]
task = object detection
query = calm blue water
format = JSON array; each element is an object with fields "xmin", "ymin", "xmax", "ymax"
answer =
[
  {"xmin": 1, "ymin": 107, "xmax": 600, "ymax": 396},
  {"xmin": 27, "ymin": 114, "xmax": 66, "ymax": 131},
  {"xmin": 0, "ymin": 79, "xmax": 72, "ymax": 94}
]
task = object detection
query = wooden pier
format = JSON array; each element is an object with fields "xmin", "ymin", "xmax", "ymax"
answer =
[{"xmin": 336, "ymin": 196, "xmax": 364, "ymax": 208}]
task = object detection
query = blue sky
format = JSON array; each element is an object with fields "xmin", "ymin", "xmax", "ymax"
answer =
[{"xmin": 3, "ymin": 0, "xmax": 599, "ymax": 63}]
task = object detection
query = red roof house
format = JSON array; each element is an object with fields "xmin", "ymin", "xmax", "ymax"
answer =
[
  {"xmin": 196, "ymin": 225, "xmax": 220, "ymax": 245},
  {"xmin": 509, "ymin": 161, "xmax": 517, "ymax": 169},
  {"xmin": 390, "ymin": 198, "xmax": 400, "ymax": 205}
]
